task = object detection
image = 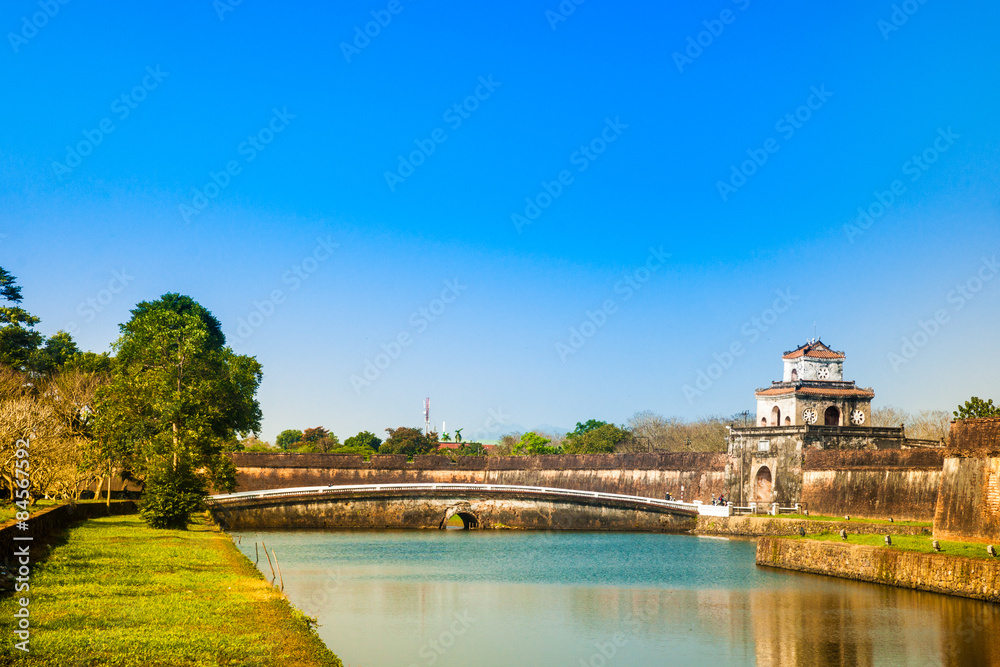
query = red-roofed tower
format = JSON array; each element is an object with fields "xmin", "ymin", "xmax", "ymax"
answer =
[{"xmin": 754, "ymin": 339, "xmax": 874, "ymax": 427}]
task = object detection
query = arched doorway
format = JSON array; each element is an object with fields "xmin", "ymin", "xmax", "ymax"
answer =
[
  {"xmin": 755, "ymin": 466, "xmax": 773, "ymax": 503},
  {"xmin": 824, "ymin": 406, "xmax": 840, "ymax": 426},
  {"xmin": 760, "ymin": 417, "xmax": 767, "ymax": 426},
  {"xmin": 784, "ymin": 416, "xmax": 791, "ymax": 425},
  {"xmin": 790, "ymin": 369, "xmax": 798, "ymax": 382},
  {"xmin": 770, "ymin": 406, "xmax": 781, "ymax": 426}
]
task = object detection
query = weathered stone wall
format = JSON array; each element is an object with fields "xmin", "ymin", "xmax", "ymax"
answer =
[
  {"xmin": 211, "ymin": 494, "xmax": 697, "ymax": 533},
  {"xmin": 933, "ymin": 418, "xmax": 1000, "ymax": 543},
  {"xmin": 0, "ymin": 501, "xmax": 136, "ymax": 566},
  {"xmin": 934, "ymin": 457, "xmax": 1000, "ymax": 543},
  {"xmin": 725, "ymin": 426, "xmax": 915, "ymax": 509},
  {"xmin": 694, "ymin": 515, "xmax": 930, "ymax": 537},
  {"xmin": 726, "ymin": 427, "xmax": 804, "ymax": 506},
  {"xmin": 800, "ymin": 450, "xmax": 944, "ymax": 521},
  {"xmin": 948, "ymin": 417, "xmax": 1000, "ymax": 456},
  {"xmin": 229, "ymin": 452, "xmax": 727, "ymax": 501},
  {"xmin": 756, "ymin": 536, "xmax": 1000, "ymax": 603}
]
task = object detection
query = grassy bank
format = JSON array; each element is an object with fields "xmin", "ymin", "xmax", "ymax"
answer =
[
  {"xmin": 777, "ymin": 513, "xmax": 931, "ymax": 527},
  {"xmin": 794, "ymin": 532, "xmax": 997, "ymax": 560},
  {"xmin": 0, "ymin": 500, "xmax": 61, "ymax": 524},
  {"xmin": 0, "ymin": 513, "xmax": 342, "ymax": 666}
]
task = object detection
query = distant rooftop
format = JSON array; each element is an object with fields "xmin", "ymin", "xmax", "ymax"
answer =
[{"xmin": 782, "ymin": 340, "xmax": 845, "ymax": 360}]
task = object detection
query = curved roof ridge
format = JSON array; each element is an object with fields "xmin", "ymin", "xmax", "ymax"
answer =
[{"xmin": 782, "ymin": 339, "xmax": 846, "ymax": 360}]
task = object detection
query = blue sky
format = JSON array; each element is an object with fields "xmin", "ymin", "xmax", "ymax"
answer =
[{"xmin": 2, "ymin": 0, "xmax": 998, "ymax": 441}]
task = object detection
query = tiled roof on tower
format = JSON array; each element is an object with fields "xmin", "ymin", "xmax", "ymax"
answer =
[{"xmin": 781, "ymin": 340, "xmax": 845, "ymax": 360}]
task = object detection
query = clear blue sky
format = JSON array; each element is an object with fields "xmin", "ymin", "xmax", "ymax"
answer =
[{"xmin": 3, "ymin": 1, "xmax": 998, "ymax": 441}]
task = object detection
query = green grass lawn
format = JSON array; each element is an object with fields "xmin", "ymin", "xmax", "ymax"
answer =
[
  {"xmin": 0, "ymin": 513, "xmax": 342, "ymax": 667},
  {"xmin": 794, "ymin": 531, "xmax": 998, "ymax": 560},
  {"xmin": 775, "ymin": 513, "xmax": 931, "ymax": 527}
]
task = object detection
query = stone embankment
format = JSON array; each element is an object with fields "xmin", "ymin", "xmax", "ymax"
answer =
[
  {"xmin": 756, "ymin": 536, "xmax": 1000, "ymax": 603},
  {"xmin": 695, "ymin": 515, "xmax": 929, "ymax": 537},
  {"xmin": 0, "ymin": 500, "xmax": 136, "ymax": 564}
]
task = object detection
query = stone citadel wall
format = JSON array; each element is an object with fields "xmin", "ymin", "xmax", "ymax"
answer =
[
  {"xmin": 229, "ymin": 452, "xmax": 727, "ymax": 502},
  {"xmin": 934, "ymin": 418, "xmax": 1000, "ymax": 542},
  {"xmin": 801, "ymin": 450, "xmax": 944, "ymax": 521}
]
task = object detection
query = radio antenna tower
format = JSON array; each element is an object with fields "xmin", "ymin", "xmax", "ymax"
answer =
[{"xmin": 423, "ymin": 397, "xmax": 430, "ymax": 435}]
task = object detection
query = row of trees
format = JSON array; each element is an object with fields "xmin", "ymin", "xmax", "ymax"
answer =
[
  {"xmin": 260, "ymin": 413, "xmax": 744, "ymax": 459},
  {"xmin": 492, "ymin": 413, "xmax": 748, "ymax": 456},
  {"xmin": 266, "ymin": 402, "xmax": 991, "ymax": 459},
  {"xmin": 1, "ymin": 266, "xmax": 262, "ymax": 529},
  {"xmin": 269, "ymin": 426, "xmax": 440, "ymax": 456},
  {"xmin": 870, "ymin": 406, "xmax": 952, "ymax": 441}
]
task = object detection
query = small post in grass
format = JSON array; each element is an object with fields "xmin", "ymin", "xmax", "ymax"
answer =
[
  {"xmin": 255, "ymin": 542, "xmax": 259, "ymax": 564},
  {"xmin": 263, "ymin": 541, "xmax": 276, "ymax": 579},
  {"xmin": 272, "ymin": 548, "xmax": 284, "ymax": 590}
]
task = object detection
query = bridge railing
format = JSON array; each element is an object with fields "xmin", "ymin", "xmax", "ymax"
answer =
[{"xmin": 207, "ymin": 483, "xmax": 707, "ymax": 515}]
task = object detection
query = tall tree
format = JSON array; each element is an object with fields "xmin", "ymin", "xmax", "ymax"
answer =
[
  {"xmin": 275, "ymin": 429, "xmax": 303, "ymax": 451},
  {"xmin": 380, "ymin": 427, "xmax": 438, "ymax": 456},
  {"xmin": 30, "ymin": 330, "xmax": 80, "ymax": 375},
  {"xmin": 0, "ymin": 267, "xmax": 43, "ymax": 371},
  {"xmin": 96, "ymin": 293, "xmax": 262, "ymax": 528},
  {"xmin": 563, "ymin": 423, "xmax": 633, "ymax": 454},
  {"xmin": 954, "ymin": 397, "xmax": 1000, "ymax": 420},
  {"xmin": 296, "ymin": 427, "xmax": 340, "ymax": 453},
  {"xmin": 344, "ymin": 430, "xmax": 382, "ymax": 452},
  {"xmin": 512, "ymin": 432, "xmax": 556, "ymax": 455}
]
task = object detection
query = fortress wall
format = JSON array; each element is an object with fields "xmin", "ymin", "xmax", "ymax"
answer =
[
  {"xmin": 801, "ymin": 450, "xmax": 944, "ymax": 521},
  {"xmin": 229, "ymin": 452, "xmax": 726, "ymax": 502},
  {"xmin": 933, "ymin": 418, "xmax": 1000, "ymax": 542}
]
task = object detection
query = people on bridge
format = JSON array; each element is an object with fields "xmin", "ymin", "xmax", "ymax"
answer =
[{"xmin": 664, "ymin": 491, "xmax": 672, "ymax": 501}]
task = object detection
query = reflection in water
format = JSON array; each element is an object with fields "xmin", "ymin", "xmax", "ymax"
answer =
[{"xmin": 230, "ymin": 530, "xmax": 1000, "ymax": 667}]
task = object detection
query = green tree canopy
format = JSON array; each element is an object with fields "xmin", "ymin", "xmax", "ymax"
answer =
[
  {"xmin": 275, "ymin": 429, "xmax": 303, "ymax": 451},
  {"xmin": 63, "ymin": 351, "xmax": 115, "ymax": 375},
  {"xmin": 512, "ymin": 431, "xmax": 557, "ymax": 455},
  {"xmin": 30, "ymin": 330, "xmax": 80, "ymax": 375},
  {"xmin": 295, "ymin": 427, "xmax": 340, "ymax": 453},
  {"xmin": 0, "ymin": 267, "xmax": 43, "ymax": 371},
  {"xmin": 95, "ymin": 293, "xmax": 262, "ymax": 528},
  {"xmin": 563, "ymin": 423, "xmax": 633, "ymax": 454},
  {"xmin": 344, "ymin": 430, "xmax": 382, "ymax": 452},
  {"xmin": 568, "ymin": 419, "xmax": 608, "ymax": 438},
  {"xmin": 954, "ymin": 397, "xmax": 1000, "ymax": 420},
  {"xmin": 380, "ymin": 427, "xmax": 438, "ymax": 456}
]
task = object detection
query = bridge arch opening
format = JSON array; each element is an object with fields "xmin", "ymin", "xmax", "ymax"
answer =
[{"xmin": 440, "ymin": 506, "xmax": 480, "ymax": 530}]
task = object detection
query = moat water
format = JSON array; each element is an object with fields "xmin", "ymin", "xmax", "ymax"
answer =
[{"xmin": 230, "ymin": 530, "xmax": 1000, "ymax": 667}]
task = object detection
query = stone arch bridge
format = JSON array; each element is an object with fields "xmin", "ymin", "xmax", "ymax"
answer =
[{"xmin": 207, "ymin": 483, "xmax": 708, "ymax": 532}]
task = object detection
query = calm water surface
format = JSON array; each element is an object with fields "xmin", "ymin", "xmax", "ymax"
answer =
[{"xmin": 230, "ymin": 530, "xmax": 1000, "ymax": 667}]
